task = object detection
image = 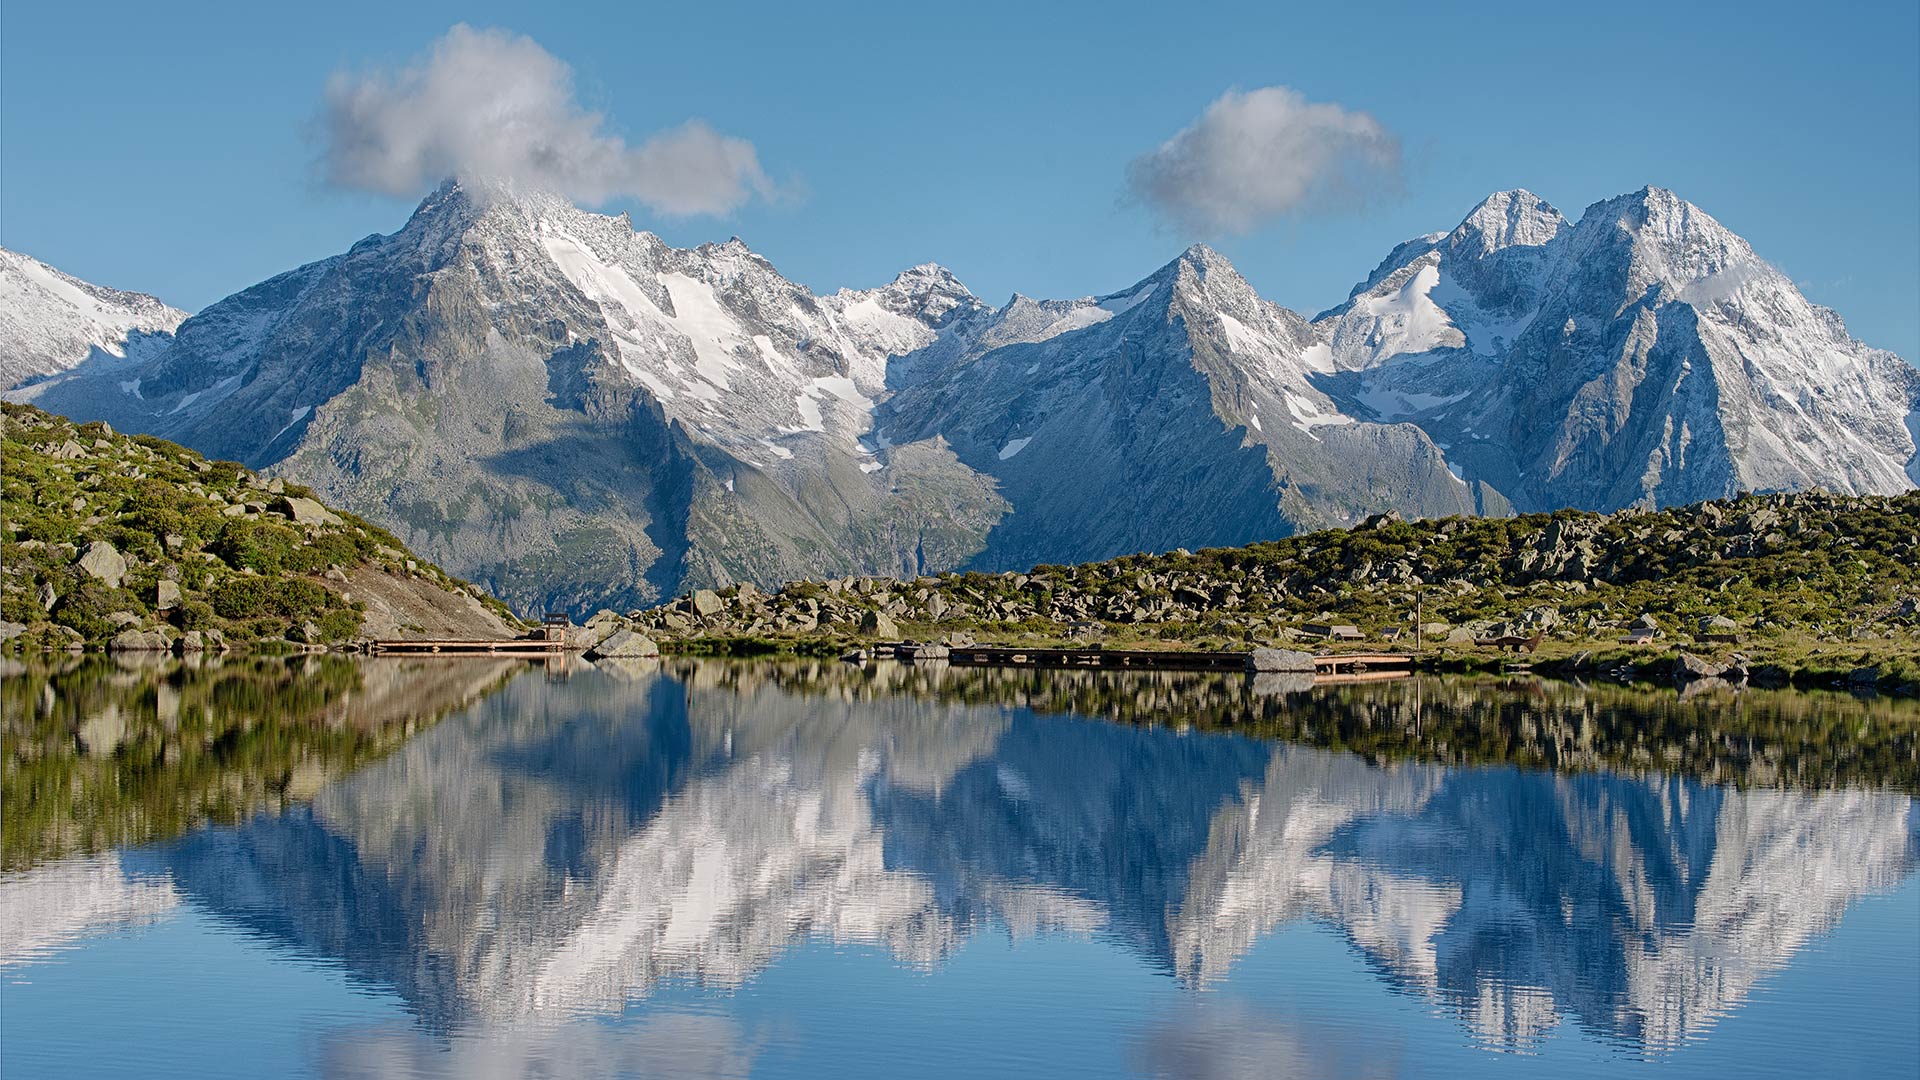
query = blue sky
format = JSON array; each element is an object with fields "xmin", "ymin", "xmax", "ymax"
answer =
[{"xmin": 4, "ymin": 0, "xmax": 1917, "ymax": 358}]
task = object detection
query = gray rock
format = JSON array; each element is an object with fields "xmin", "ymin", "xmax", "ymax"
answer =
[
  {"xmin": 156, "ymin": 579, "xmax": 182, "ymax": 609},
  {"xmin": 272, "ymin": 495, "xmax": 341, "ymax": 526},
  {"xmin": 108, "ymin": 628, "xmax": 170, "ymax": 652},
  {"xmin": 0, "ymin": 620, "xmax": 26, "ymax": 642},
  {"xmin": 74, "ymin": 540, "xmax": 128, "ymax": 588},
  {"xmin": 1247, "ymin": 648, "xmax": 1315, "ymax": 673},
  {"xmin": 587, "ymin": 629, "xmax": 660, "ymax": 659},
  {"xmin": 1676, "ymin": 652, "xmax": 1731, "ymax": 680},
  {"xmin": 690, "ymin": 589, "xmax": 723, "ymax": 617},
  {"xmin": 859, "ymin": 610, "xmax": 900, "ymax": 639}
]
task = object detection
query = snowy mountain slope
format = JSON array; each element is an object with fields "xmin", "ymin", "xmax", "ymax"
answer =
[
  {"xmin": 1313, "ymin": 188, "xmax": 1920, "ymax": 511},
  {"xmin": 877, "ymin": 244, "xmax": 1499, "ymax": 569},
  {"xmin": 0, "ymin": 247, "xmax": 186, "ymax": 389}
]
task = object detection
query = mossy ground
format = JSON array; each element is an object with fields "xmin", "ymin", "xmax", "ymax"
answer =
[{"xmin": 1, "ymin": 403, "xmax": 515, "ymax": 650}]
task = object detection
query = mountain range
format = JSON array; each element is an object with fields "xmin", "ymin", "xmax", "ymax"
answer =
[{"xmin": 5, "ymin": 183, "xmax": 1914, "ymax": 615}]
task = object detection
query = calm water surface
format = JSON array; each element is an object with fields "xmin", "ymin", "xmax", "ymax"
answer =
[{"xmin": 2, "ymin": 656, "xmax": 1916, "ymax": 1079}]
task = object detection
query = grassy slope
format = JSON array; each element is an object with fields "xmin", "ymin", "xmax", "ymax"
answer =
[{"xmin": 1, "ymin": 403, "xmax": 517, "ymax": 650}]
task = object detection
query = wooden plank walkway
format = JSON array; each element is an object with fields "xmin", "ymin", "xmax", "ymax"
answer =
[
  {"xmin": 945, "ymin": 646, "xmax": 1413, "ymax": 674},
  {"xmin": 1312, "ymin": 652, "xmax": 1414, "ymax": 674},
  {"xmin": 368, "ymin": 638, "xmax": 564, "ymax": 656}
]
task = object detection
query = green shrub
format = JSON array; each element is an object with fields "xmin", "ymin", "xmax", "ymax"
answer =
[
  {"xmin": 209, "ymin": 577, "xmax": 278, "ymax": 620},
  {"xmin": 211, "ymin": 519, "xmax": 301, "ymax": 575},
  {"xmin": 53, "ymin": 578, "xmax": 132, "ymax": 639},
  {"xmin": 173, "ymin": 599, "xmax": 217, "ymax": 630},
  {"xmin": 0, "ymin": 589, "xmax": 44, "ymax": 624},
  {"xmin": 316, "ymin": 608, "xmax": 363, "ymax": 641}
]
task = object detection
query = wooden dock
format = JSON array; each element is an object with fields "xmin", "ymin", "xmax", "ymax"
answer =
[
  {"xmin": 1312, "ymin": 652, "xmax": 1415, "ymax": 675},
  {"xmin": 367, "ymin": 638, "xmax": 564, "ymax": 657},
  {"xmin": 945, "ymin": 646, "xmax": 1413, "ymax": 675}
]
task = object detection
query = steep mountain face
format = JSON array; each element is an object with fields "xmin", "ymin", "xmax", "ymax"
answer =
[
  {"xmin": 11, "ymin": 184, "xmax": 1004, "ymax": 614},
  {"xmin": 1315, "ymin": 188, "xmax": 1920, "ymax": 511},
  {"xmin": 878, "ymin": 246, "xmax": 1498, "ymax": 570},
  {"xmin": 0, "ymin": 247, "xmax": 186, "ymax": 389},
  {"xmin": 6, "ymin": 184, "xmax": 1914, "ymax": 612}
]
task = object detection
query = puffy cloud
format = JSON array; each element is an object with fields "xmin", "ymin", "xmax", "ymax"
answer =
[
  {"xmin": 1128, "ymin": 87, "xmax": 1403, "ymax": 235},
  {"xmin": 318, "ymin": 25, "xmax": 774, "ymax": 215}
]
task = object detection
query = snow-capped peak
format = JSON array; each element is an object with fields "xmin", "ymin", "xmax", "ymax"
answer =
[
  {"xmin": 1446, "ymin": 189, "xmax": 1566, "ymax": 255},
  {"xmin": 0, "ymin": 247, "xmax": 187, "ymax": 389}
]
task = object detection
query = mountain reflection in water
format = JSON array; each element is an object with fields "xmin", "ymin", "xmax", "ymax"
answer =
[{"xmin": 2, "ymin": 657, "xmax": 1916, "ymax": 1063}]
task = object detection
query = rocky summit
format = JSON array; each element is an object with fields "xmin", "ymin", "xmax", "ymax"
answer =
[{"xmin": 5, "ymin": 184, "xmax": 1914, "ymax": 617}]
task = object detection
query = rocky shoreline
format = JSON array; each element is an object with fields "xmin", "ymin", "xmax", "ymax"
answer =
[{"xmin": 590, "ymin": 489, "xmax": 1920, "ymax": 695}]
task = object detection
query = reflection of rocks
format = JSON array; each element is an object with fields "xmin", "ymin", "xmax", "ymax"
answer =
[
  {"xmin": 0, "ymin": 854, "xmax": 178, "ymax": 966},
  {"xmin": 90, "ymin": 659, "xmax": 1920, "ymax": 1054},
  {"xmin": 751, "ymin": 663, "xmax": 1920, "ymax": 794},
  {"xmin": 1, "ymin": 655, "xmax": 521, "ymax": 870}
]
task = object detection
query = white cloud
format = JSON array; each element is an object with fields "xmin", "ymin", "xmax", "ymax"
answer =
[
  {"xmin": 1679, "ymin": 259, "xmax": 1766, "ymax": 307},
  {"xmin": 319, "ymin": 25, "xmax": 774, "ymax": 215},
  {"xmin": 1128, "ymin": 86, "xmax": 1403, "ymax": 235}
]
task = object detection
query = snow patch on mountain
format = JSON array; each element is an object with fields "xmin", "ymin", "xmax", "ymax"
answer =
[{"xmin": 0, "ymin": 247, "xmax": 187, "ymax": 389}]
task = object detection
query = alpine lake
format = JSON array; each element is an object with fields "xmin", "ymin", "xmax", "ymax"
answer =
[{"xmin": 1, "ymin": 654, "xmax": 1915, "ymax": 1079}]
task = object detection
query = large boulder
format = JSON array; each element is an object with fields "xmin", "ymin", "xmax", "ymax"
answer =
[
  {"xmin": 74, "ymin": 541, "xmax": 128, "ymax": 588},
  {"xmin": 156, "ymin": 579, "xmax": 182, "ymax": 609},
  {"xmin": 271, "ymin": 495, "xmax": 341, "ymax": 526},
  {"xmin": 690, "ymin": 589, "xmax": 724, "ymax": 617},
  {"xmin": 859, "ymin": 610, "xmax": 901, "ymax": 639},
  {"xmin": 1247, "ymin": 648, "xmax": 1315, "ymax": 673},
  {"xmin": 1675, "ymin": 652, "xmax": 1731, "ymax": 680},
  {"xmin": 587, "ymin": 629, "xmax": 660, "ymax": 659},
  {"xmin": 108, "ymin": 627, "xmax": 171, "ymax": 652}
]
